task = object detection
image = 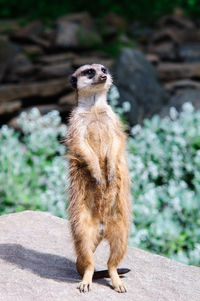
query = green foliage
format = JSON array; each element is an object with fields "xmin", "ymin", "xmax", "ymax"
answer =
[
  {"xmin": 0, "ymin": 0, "xmax": 199, "ymax": 24},
  {"xmin": 128, "ymin": 103, "xmax": 200, "ymax": 266},
  {"xmin": 0, "ymin": 109, "xmax": 67, "ymax": 217}
]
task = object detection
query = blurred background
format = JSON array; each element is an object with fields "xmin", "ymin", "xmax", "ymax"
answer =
[{"xmin": 0, "ymin": 0, "xmax": 200, "ymax": 266}]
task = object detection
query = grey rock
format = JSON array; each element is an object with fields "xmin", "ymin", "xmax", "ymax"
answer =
[
  {"xmin": 37, "ymin": 62, "xmax": 72, "ymax": 79},
  {"xmin": 55, "ymin": 13, "xmax": 102, "ymax": 49},
  {"xmin": 0, "ymin": 211, "xmax": 199, "ymax": 301},
  {"xmin": 114, "ymin": 48, "xmax": 169, "ymax": 125},
  {"xmin": 0, "ymin": 100, "xmax": 21, "ymax": 115},
  {"xmin": 0, "ymin": 79, "xmax": 70, "ymax": 102},
  {"xmin": 165, "ymin": 79, "xmax": 200, "ymax": 94},
  {"xmin": 160, "ymin": 89, "xmax": 200, "ymax": 117},
  {"xmin": 158, "ymin": 62, "xmax": 200, "ymax": 81},
  {"xmin": 0, "ymin": 37, "xmax": 16, "ymax": 82},
  {"xmin": 177, "ymin": 43, "xmax": 200, "ymax": 62}
]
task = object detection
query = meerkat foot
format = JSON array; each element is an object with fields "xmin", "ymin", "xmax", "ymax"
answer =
[
  {"xmin": 109, "ymin": 268, "xmax": 127, "ymax": 293},
  {"xmin": 114, "ymin": 282, "xmax": 127, "ymax": 293},
  {"xmin": 77, "ymin": 280, "xmax": 91, "ymax": 293}
]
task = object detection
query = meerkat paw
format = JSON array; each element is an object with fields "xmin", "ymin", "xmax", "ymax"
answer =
[
  {"xmin": 77, "ymin": 280, "xmax": 92, "ymax": 293},
  {"xmin": 114, "ymin": 282, "xmax": 127, "ymax": 293},
  {"xmin": 94, "ymin": 177, "xmax": 102, "ymax": 186},
  {"xmin": 107, "ymin": 168, "xmax": 115, "ymax": 184}
]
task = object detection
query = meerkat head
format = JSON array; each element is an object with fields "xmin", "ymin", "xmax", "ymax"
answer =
[{"xmin": 69, "ymin": 64, "xmax": 113, "ymax": 96}]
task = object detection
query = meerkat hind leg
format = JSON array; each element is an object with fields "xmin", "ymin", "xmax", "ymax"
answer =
[
  {"xmin": 76, "ymin": 218, "xmax": 101, "ymax": 292},
  {"xmin": 107, "ymin": 224, "xmax": 127, "ymax": 293},
  {"xmin": 77, "ymin": 260, "xmax": 94, "ymax": 292}
]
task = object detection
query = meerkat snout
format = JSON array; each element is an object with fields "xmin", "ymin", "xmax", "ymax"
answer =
[{"xmin": 99, "ymin": 74, "xmax": 107, "ymax": 82}]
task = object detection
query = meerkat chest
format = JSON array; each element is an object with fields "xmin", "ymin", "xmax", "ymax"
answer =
[{"xmin": 86, "ymin": 113, "xmax": 115, "ymax": 155}]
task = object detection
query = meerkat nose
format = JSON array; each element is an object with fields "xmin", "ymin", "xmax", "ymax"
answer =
[{"xmin": 99, "ymin": 75, "xmax": 107, "ymax": 81}]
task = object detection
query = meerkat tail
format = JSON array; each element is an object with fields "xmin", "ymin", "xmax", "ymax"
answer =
[{"xmin": 93, "ymin": 268, "xmax": 131, "ymax": 279}]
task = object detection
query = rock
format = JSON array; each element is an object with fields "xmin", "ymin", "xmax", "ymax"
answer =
[
  {"xmin": 160, "ymin": 89, "xmax": 200, "ymax": 117},
  {"xmin": 158, "ymin": 62, "xmax": 200, "ymax": 81},
  {"xmin": 164, "ymin": 79, "xmax": 200, "ymax": 93},
  {"xmin": 37, "ymin": 53, "xmax": 78, "ymax": 65},
  {"xmin": 0, "ymin": 20, "xmax": 20, "ymax": 34},
  {"xmin": 0, "ymin": 100, "xmax": 21, "ymax": 114},
  {"xmin": 23, "ymin": 45, "xmax": 44, "ymax": 56},
  {"xmin": 0, "ymin": 211, "xmax": 199, "ymax": 301},
  {"xmin": 57, "ymin": 12, "xmax": 94, "ymax": 29},
  {"xmin": 37, "ymin": 62, "xmax": 72, "ymax": 79},
  {"xmin": 73, "ymin": 57, "xmax": 113, "ymax": 69},
  {"xmin": 145, "ymin": 54, "xmax": 160, "ymax": 65},
  {"xmin": 177, "ymin": 43, "xmax": 200, "ymax": 62},
  {"xmin": 158, "ymin": 14, "xmax": 195, "ymax": 30},
  {"xmin": 5, "ymin": 53, "xmax": 36, "ymax": 82},
  {"xmin": 18, "ymin": 21, "xmax": 43, "ymax": 37},
  {"xmin": 148, "ymin": 41, "xmax": 176, "ymax": 60},
  {"xmin": 114, "ymin": 48, "xmax": 169, "ymax": 125},
  {"xmin": 151, "ymin": 28, "xmax": 184, "ymax": 44},
  {"xmin": 0, "ymin": 36, "xmax": 16, "ymax": 82},
  {"xmin": 0, "ymin": 79, "xmax": 70, "ymax": 102},
  {"xmin": 55, "ymin": 12, "xmax": 102, "ymax": 49},
  {"xmin": 104, "ymin": 13, "xmax": 127, "ymax": 30},
  {"xmin": 59, "ymin": 92, "xmax": 76, "ymax": 106},
  {"xmin": 10, "ymin": 28, "xmax": 50, "ymax": 49}
]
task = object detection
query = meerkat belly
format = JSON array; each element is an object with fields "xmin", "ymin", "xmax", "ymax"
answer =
[{"xmin": 87, "ymin": 120, "xmax": 112, "ymax": 159}]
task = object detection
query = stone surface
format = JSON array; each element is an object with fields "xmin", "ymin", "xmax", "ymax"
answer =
[
  {"xmin": 177, "ymin": 43, "xmax": 200, "ymax": 62},
  {"xmin": 114, "ymin": 48, "xmax": 169, "ymax": 125},
  {"xmin": 164, "ymin": 79, "xmax": 200, "ymax": 93},
  {"xmin": 37, "ymin": 53, "xmax": 78, "ymax": 65},
  {"xmin": 59, "ymin": 92, "xmax": 76, "ymax": 107},
  {"xmin": 0, "ymin": 211, "xmax": 199, "ymax": 301},
  {"xmin": 37, "ymin": 62, "xmax": 72, "ymax": 79},
  {"xmin": 148, "ymin": 41, "xmax": 176, "ymax": 60},
  {"xmin": 55, "ymin": 12, "xmax": 101, "ymax": 49},
  {"xmin": 160, "ymin": 89, "xmax": 200, "ymax": 117},
  {"xmin": 0, "ymin": 79, "xmax": 70, "ymax": 102},
  {"xmin": 158, "ymin": 62, "xmax": 200, "ymax": 81},
  {"xmin": 73, "ymin": 56, "xmax": 113, "ymax": 69},
  {"xmin": 0, "ymin": 37, "xmax": 16, "ymax": 82},
  {"xmin": 0, "ymin": 100, "xmax": 21, "ymax": 114}
]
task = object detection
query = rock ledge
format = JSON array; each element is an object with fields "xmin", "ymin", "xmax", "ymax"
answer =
[{"xmin": 0, "ymin": 211, "xmax": 199, "ymax": 301}]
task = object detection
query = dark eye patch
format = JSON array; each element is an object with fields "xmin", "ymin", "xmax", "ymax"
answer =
[
  {"xmin": 101, "ymin": 67, "xmax": 107, "ymax": 74},
  {"xmin": 81, "ymin": 68, "xmax": 96, "ymax": 78}
]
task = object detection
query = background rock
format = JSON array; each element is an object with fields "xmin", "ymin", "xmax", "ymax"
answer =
[
  {"xmin": 55, "ymin": 12, "xmax": 101, "ymax": 49},
  {"xmin": 0, "ymin": 79, "xmax": 70, "ymax": 102},
  {"xmin": 0, "ymin": 37, "xmax": 16, "ymax": 82},
  {"xmin": 160, "ymin": 89, "xmax": 200, "ymax": 117},
  {"xmin": 114, "ymin": 48, "xmax": 169, "ymax": 125},
  {"xmin": 0, "ymin": 211, "xmax": 199, "ymax": 301}
]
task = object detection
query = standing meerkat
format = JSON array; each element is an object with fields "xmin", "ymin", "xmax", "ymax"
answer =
[{"xmin": 66, "ymin": 64, "xmax": 131, "ymax": 293}]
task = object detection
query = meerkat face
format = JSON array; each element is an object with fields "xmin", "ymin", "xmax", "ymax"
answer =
[{"xmin": 70, "ymin": 64, "xmax": 113, "ymax": 95}]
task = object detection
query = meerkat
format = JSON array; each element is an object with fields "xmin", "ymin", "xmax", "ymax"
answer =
[{"xmin": 66, "ymin": 64, "xmax": 131, "ymax": 293}]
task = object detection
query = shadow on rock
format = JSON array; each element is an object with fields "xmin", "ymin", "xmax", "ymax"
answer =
[{"xmin": 0, "ymin": 243, "xmax": 78, "ymax": 283}]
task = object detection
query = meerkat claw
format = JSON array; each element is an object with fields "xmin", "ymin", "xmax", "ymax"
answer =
[
  {"xmin": 95, "ymin": 178, "xmax": 102, "ymax": 186},
  {"xmin": 78, "ymin": 281, "xmax": 91, "ymax": 293},
  {"xmin": 107, "ymin": 173, "xmax": 115, "ymax": 184},
  {"xmin": 114, "ymin": 284, "xmax": 127, "ymax": 293}
]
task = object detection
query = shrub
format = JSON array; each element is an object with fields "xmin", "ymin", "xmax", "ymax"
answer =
[
  {"xmin": 0, "ymin": 108, "xmax": 67, "ymax": 217},
  {"xmin": 128, "ymin": 103, "xmax": 200, "ymax": 266}
]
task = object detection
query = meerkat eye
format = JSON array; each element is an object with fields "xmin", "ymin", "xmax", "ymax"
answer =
[
  {"xmin": 101, "ymin": 67, "xmax": 107, "ymax": 74},
  {"xmin": 81, "ymin": 69, "xmax": 95, "ymax": 78}
]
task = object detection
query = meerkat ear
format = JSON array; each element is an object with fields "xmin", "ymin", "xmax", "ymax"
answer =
[{"xmin": 69, "ymin": 75, "xmax": 77, "ymax": 89}]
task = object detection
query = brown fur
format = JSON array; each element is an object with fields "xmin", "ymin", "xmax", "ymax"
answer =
[{"xmin": 66, "ymin": 64, "xmax": 131, "ymax": 293}]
